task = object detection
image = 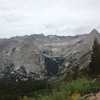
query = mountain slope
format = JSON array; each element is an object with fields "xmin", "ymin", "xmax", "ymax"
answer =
[{"xmin": 0, "ymin": 29, "xmax": 99, "ymax": 80}]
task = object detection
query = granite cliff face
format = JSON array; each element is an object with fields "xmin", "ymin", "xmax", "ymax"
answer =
[{"xmin": 0, "ymin": 29, "xmax": 100, "ymax": 80}]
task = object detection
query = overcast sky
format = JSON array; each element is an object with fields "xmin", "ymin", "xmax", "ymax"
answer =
[{"xmin": 0, "ymin": 0, "xmax": 100, "ymax": 38}]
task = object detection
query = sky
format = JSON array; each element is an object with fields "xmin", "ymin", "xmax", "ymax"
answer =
[{"xmin": 0, "ymin": 0, "xmax": 100, "ymax": 38}]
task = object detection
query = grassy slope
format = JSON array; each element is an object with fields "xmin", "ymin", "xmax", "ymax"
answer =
[{"xmin": 21, "ymin": 78, "xmax": 100, "ymax": 100}]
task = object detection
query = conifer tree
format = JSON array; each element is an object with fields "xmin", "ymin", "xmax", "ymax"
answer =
[{"xmin": 89, "ymin": 38, "xmax": 100, "ymax": 76}]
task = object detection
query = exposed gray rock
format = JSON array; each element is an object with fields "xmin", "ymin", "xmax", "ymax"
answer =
[{"xmin": 0, "ymin": 29, "xmax": 99, "ymax": 80}]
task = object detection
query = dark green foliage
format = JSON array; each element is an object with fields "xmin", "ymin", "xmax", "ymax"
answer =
[
  {"xmin": 89, "ymin": 38, "xmax": 100, "ymax": 76},
  {"xmin": 0, "ymin": 63, "xmax": 50, "ymax": 100},
  {"xmin": 64, "ymin": 79, "xmax": 100, "ymax": 95},
  {"xmin": 0, "ymin": 79, "xmax": 50, "ymax": 100},
  {"xmin": 0, "ymin": 95, "xmax": 19, "ymax": 100},
  {"xmin": 20, "ymin": 78, "xmax": 100, "ymax": 100},
  {"xmin": 0, "ymin": 80, "xmax": 49, "ymax": 95}
]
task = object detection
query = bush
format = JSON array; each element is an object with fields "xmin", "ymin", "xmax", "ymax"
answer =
[
  {"xmin": 1, "ymin": 78, "xmax": 99, "ymax": 100},
  {"xmin": 64, "ymin": 78, "xmax": 100, "ymax": 95},
  {"xmin": 21, "ymin": 78, "xmax": 100, "ymax": 100}
]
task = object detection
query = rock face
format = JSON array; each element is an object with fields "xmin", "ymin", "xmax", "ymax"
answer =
[{"xmin": 0, "ymin": 29, "xmax": 100, "ymax": 80}]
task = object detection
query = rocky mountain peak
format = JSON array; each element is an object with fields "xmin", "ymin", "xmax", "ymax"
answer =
[
  {"xmin": 0, "ymin": 29, "xmax": 99, "ymax": 80},
  {"xmin": 90, "ymin": 29, "xmax": 99, "ymax": 35},
  {"xmin": 89, "ymin": 29, "xmax": 100, "ymax": 40}
]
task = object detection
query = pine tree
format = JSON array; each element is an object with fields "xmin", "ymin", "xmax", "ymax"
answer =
[{"xmin": 89, "ymin": 38, "xmax": 100, "ymax": 76}]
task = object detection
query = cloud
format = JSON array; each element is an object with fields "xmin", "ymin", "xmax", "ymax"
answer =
[{"xmin": 0, "ymin": 0, "xmax": 99, "ymax": 38}]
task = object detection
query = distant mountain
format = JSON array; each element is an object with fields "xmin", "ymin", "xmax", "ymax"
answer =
[{"xmin": 0, "ymin": 29, "xmax": 99, "ymax": 80}]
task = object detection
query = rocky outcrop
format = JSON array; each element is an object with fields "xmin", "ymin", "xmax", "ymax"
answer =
[{"xmin": 0, "ymin": 29, "xmax": 99, "ymax": 80}]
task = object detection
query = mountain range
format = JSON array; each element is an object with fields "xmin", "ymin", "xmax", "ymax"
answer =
[{"xmin": 0, "ymin": 29, "xmax": 99, "ymax": 80}]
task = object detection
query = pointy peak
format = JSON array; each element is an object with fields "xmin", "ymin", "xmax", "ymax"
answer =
[{"xmin": 90, "ymin": 29, "xmax": 99, "ymax": 35}]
